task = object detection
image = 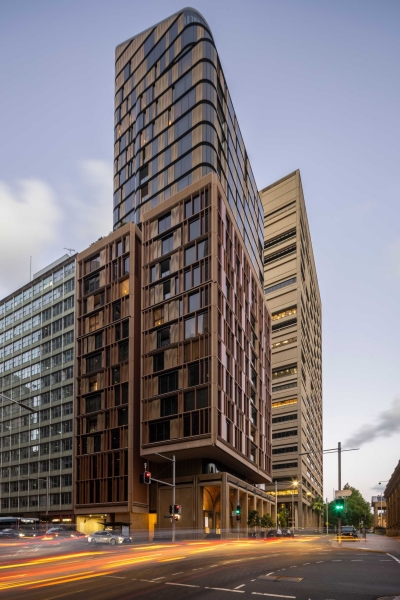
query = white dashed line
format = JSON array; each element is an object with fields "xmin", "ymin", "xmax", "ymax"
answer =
[
  {"xmin": 205, "ymin": 587, "xmax": 244, "ymax": 593},
  {"xmin": 235, "ymin": 584, "xmax": 246, "ymax": 589},
  {"xmin": 152, "ymin": 576, "xmax": 166, "ymax": 580},
  {"xmin": 387, "ymin": 553, "xmax": 400, "ymax": 564},
  {"xmin": 172, "ymin": 572, "xmax": 184, "ymax": 575},
  {"xmin": 251, "ymin": 593, "xmax": 296, "ymax": 599},
  {"xmin": 316, "ymin": 561, "xmax": 324, "ymax": 563},
  {"xmin": 166, "ymin": 582, "xmax": 200, "ymax": 588},
  {"xmin": 303, "ymin": 562, "xmax": 310, "ymax": 565}
]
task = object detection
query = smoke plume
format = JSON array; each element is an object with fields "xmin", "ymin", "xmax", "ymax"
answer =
[{"xmin": 345, "ymin": 396, "xmax": 400, "ymax": 447}]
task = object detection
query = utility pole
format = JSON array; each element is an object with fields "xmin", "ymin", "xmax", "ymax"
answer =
[
  {"xmin": 172, "ymin": 455, "xmax": 176, "ymax": 543},
  {"xmin": 274, "ymin": 481, "xmax": 277, "ymax": 527},
  {"xmin": 326, "ymin": 497, "xmax": 328, "ymax": 535},
  {"xmin": 338, "ymin": 441, "xmax": 342, "ymax": 543},
  {"xmin": 148, "ymin": 453, "xmax": 176, "ymax": 542}
]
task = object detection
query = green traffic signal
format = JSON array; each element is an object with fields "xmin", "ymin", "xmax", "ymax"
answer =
[
  {"xmin": 236, "ymin": 504, "xmax": 241, "ymax": 515},
  {"xmin": 335, "ymin": 498, "xmax": 345, "ymax": 511}
]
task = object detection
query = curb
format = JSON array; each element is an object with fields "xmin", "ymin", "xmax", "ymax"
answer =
[{"xmin": 329, "ymin": 541, "xmax": 394, "ymax": 555}]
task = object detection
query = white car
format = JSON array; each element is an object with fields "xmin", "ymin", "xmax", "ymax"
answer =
[{"xmin": 87, "ymin": 530, "xmax": 125, "ymax": 545}]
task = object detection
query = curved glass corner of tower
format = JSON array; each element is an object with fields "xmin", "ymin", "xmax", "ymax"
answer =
[{"xmin": 113, "ymin": 8, "xmax": 264, "ymax": 277}]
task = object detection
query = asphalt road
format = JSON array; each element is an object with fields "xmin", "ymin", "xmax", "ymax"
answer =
[{"xmin": 1, "ymin": 534, "xmax": 399, "ymax": 600}]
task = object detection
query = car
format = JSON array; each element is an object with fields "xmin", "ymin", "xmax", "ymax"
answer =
[
  {"xmin": 340, "ymin": 526, "xmax": 358, "ymax": 538},
  {"xmin": 42, "ymin": 527, "xmax": 86, "ymax": 541},
  {"xmin": 0, "ymin": 529, "xmax": 21, "ymax": 539},
  {"xmin": 266, "ymin": 529, "xmax": 282, "ymax": 538},
  {"xmin": 281, "ymin": 528, "xmax": 294, "ymax": 538},
  {"xmin": 87, "ymin": 530, "xmax": 126, "ymax": 545}
]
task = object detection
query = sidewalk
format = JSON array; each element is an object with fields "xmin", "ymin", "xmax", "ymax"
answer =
[{"xmin": 331, "ymin": 533, "xmax": 400, "ymax": 556}]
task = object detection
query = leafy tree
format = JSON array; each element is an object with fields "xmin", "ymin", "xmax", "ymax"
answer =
[
  {"xmin": 310, "ymin": 496, "xmax": 325, "ymax": 528},
  {"xmin": 260, "ymin": 513, "xmax": 274, "ymax": 529},
  {"xmin": 277, "ymin": 506, "xmax": 289, "ymax": 527},
  {"xmin": 247, "ymin": 509, "xmax": 260, "ymax": 534},
  {"xmin": 327, "ymin": 484, "xmax": 373, "ymax": 528}
]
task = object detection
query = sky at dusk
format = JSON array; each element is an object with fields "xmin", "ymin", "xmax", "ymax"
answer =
[{"xmin": 1, "ymin": 0, "xmax": 399, "ymax": 505}]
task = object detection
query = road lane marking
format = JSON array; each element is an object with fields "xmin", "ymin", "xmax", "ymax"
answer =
[
  {"xmin": 235, "ymin": 584, "xmax": 246, "ymax": 589},
  {"xmin": 266, "ymin": 572, "xmax": 274, "ymax": 576},
  {"xmin": 205, "ymin": 587, "xmax": 244, "ymax": 593},
  {"xmin": 172, "ymin": 572, "xmax": 184, "ymax": 575},
  {"xmin": 316, "ymin": 561, "xmax": 324, "ymax": 563},
  {"xmin": 166, "ymin": 582, "xmax": 200, "ymax": 588},
  {"xmin": 45, "ymin": 591, "xmax": 85, "ymax": 600},
  {"xmin": 159, "ymin": 556, "xmax": 186, "ymax": 562},
  {"xmin": 386, "ymin": 553, "xmax": 400, "ymax": 563},
  {"xmin": 153, "ymin": 576, "xmax": 166, "ymax": 580},
  {"xmin": 251, "ymin": 593, "xmax": 296, "ymax": 599},
  {"xmin": 303, "ymin": 563, "xmax": 310, "ymax": 565}
]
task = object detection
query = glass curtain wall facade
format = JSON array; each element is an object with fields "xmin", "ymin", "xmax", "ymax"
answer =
[
  {"xmin": 113, "ymin": 8, "xmax": 264, "ymax": 282},
  {"xmin": 0, "ymin": 256, "xmax": 76, "ymax": 519}
]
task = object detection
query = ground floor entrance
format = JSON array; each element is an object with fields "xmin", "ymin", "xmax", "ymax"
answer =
[{"xmin": 155, "ymin": 472, "xmax": 275, "ymax": 540}]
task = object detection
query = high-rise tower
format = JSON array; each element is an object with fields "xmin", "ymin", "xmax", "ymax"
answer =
[
  {"xmin": 0, "ymin": 255, "xmax": 76, "ymax": 522},
  {"xmin": 110, "ymin": 8, "xmax": 274, "ymax": 538},
  {"xmin": 260, "ymin": 171, "xmax": 322, "ymax": 528},
  {"xmin": 113, "ymin": 8, "xmax": 264, "ymax": 282}
]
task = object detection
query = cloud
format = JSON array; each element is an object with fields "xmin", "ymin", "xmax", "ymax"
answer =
[
  {"xmin": 0, "ymin": 160, "xmax": 113, "ymax": 300},
  {"xmin": 0, "ymin": 179, "xmax": 62, "ymax": 298},
  {"xmin": 345, "ymin": 396, "xmax": 400, "ymax": 448}
]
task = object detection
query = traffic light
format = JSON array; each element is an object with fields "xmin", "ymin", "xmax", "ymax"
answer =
[
  {"xmin": 140, "ymin": 471, "xmax": 151, "ymax": 484},
  {"xmin": 236, "ymin": 504, "xmax": 241, "ymax": 521},
  {"xmin": 334, "ymin": 498, "xmax": 345, "ymax": 512},
  {"xmin": 174, "ymin": 504, "xmax": 181, "ymax": 515},
  {"xmin": 169, "ymin": 505, "xmax": 173, "ymax": 515}
]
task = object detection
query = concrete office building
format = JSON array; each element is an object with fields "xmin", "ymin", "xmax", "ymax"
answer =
[
  {"xmin": 113, "ymin": 8, "xmax": 274, "ymax": 537},
  {"xmin": 74, "ymin": 225, "xmax": 150, "ymax": 535},
  {"xmin": 260, "ymin": 171, "xmax": 322, "ymax": 528},
  {"xmin": 0, "ymin": 255, "xmax": 76, "ymax": 522}
]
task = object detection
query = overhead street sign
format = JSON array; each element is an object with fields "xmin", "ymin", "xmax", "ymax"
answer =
[{"xmin": 335, "ymin": 489, "xmax": 352, "ymax": 498}]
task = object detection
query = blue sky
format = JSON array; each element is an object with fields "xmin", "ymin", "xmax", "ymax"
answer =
[{"xmin": 1, "ymin": 0, "xmax": 399, "ymax": 503}]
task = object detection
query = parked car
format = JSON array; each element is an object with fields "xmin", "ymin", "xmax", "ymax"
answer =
[
  {"xmin": 42, "ymin": 527, "xmax": 86, "ymax": 541},
  {"xmin": 266, "ymin": 529, "xmax": 282, "ymax": 538},
  {"xmin": 0, "ymin": 529, "xmax": 21, "ymax": 539},
  {"xmin": 281, "ymin": 528, "xmax": 294, "ymax": 538},
  {"xmin": 340, "ymin": 526, "xmax": 358, "ymax": 538},
  {"xmin": 87, "ymin": 530, "xmax": 127, "ymax": 545}
]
